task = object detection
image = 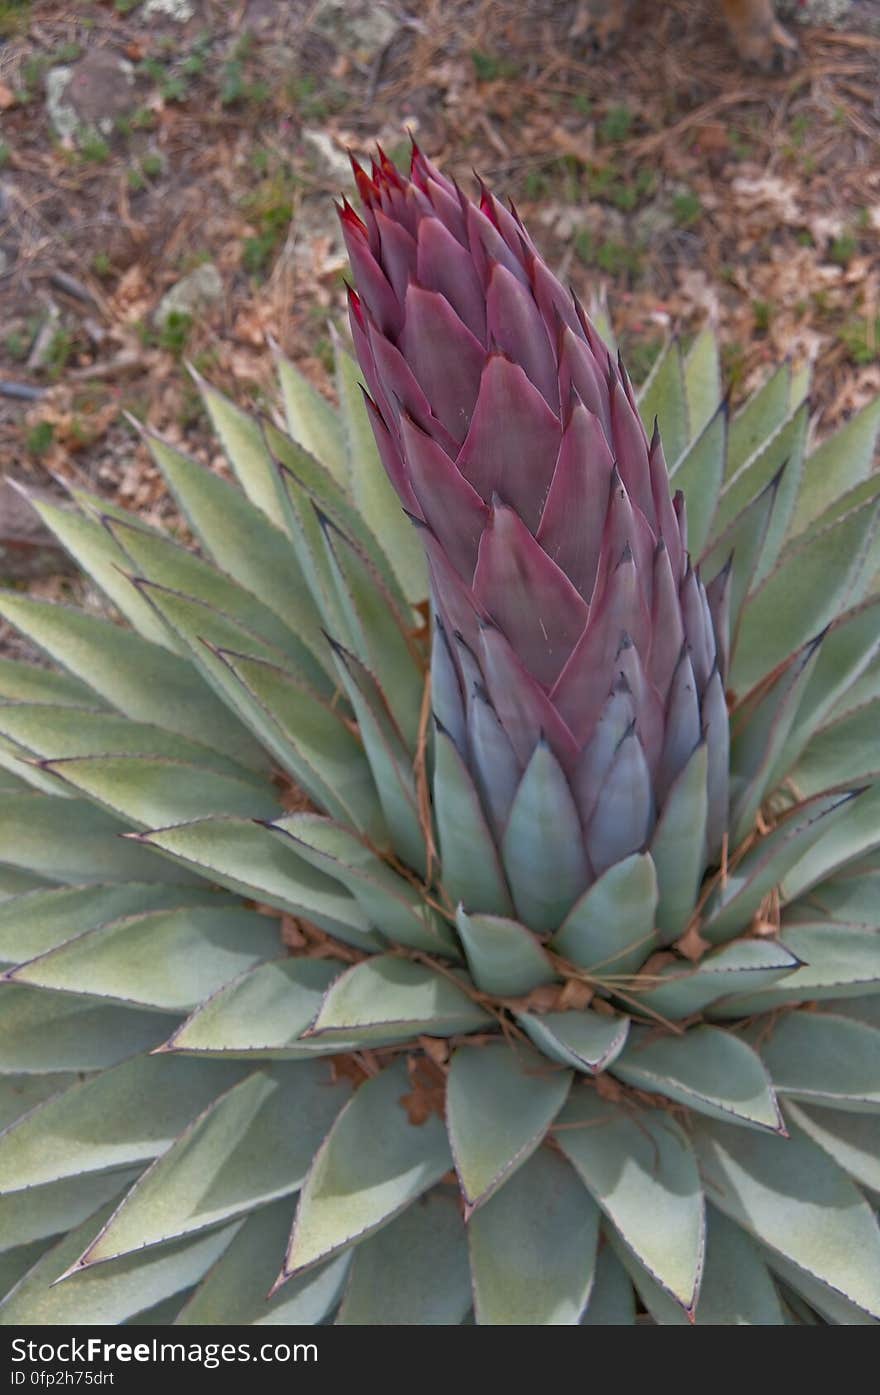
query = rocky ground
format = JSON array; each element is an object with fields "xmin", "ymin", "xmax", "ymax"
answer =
[{"xmin": 0, "ymin": 0, "xmax": 878, "ymax": 630}]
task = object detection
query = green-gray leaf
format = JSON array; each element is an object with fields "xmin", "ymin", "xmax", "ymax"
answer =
[
  {"xmin": 305, "ymin": 955, "xmax": 490, "ymax": 1047},
  {"xmin": 610, "ymin": 1025, "xmax": 783, "ymax": 1132},
  {"xmin": 447, "ymin": 1042, "xmax": 571, "ymax": 1209},
  {"xmin": 336, "ymin": 1189, "xmax": 470, "ymax": 1325},
  {"xmin": 692, "ymin": 1117, "xmax": 880, "ymax": 1321},
  {"xmin": 75, "ymin": 1063, "xmax": 349, "ymax": 1265},
  {"xmin": 469, "ymin": 1145, "xmax": 599, "ymax": 1325},
  {"xmin": 283, "ymin": 1058, "xmax": 453, "ymax": 1277},
  {"xmin": 556, "ymin": 1087, "xmax": 704, "ymax": 1310}
]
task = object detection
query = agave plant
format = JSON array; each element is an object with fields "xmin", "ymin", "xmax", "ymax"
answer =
[{"xmin": 0, "ymin": 146, "xmax": 879, "ymax": 1327}]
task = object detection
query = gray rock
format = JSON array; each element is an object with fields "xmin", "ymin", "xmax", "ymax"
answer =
[
  {"xmin": 143, "ymin": 0, "xmax": 196, "ymax": 19},
  {"xmin": 778, "ymin": 0, "xmax": 852, "ymax": 22},
  {"xmin": 45, "ymin": 67, "xmax": 77, "ymax": 143},
  {"xmin": 154, "ymin": 263, "xmax": 224, "ymax": 327},
  {"xmin": 46, "ymin": 51, "xmax": 134, "ymax": 143},
  {"xmin": 302, "ymin": 128, "xmax": 352, "ymax": 184},
  {"xmin": 312, "ymin": 1, "xmax": 398, "ymax": 61}
]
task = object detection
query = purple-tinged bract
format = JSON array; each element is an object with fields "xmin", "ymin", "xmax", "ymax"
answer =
[{"xmin": 343, "ymin": 145, "xmax": 728, "ymax": 909}]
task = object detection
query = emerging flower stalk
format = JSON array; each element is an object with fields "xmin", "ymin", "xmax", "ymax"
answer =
[{"xmin": 342, "ymin": 144, "xmax": 729, "ymax": 928}]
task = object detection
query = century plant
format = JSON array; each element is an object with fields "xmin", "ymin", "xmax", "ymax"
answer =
[{"xmin": 0, "ymin": 144, "xmax": 879, "ymax": 1326}]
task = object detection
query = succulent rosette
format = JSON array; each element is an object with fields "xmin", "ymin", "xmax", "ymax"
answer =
[{"xmin": 0, "ymin": 145, "xmax": 877, "ymax": 1326}]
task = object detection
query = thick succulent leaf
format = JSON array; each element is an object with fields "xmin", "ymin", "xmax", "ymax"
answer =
[
  {"xmin": 610, "ymin": 1025, "xmax": 783, "ymax": 1133},
  {"xmin": 447, "ymin": 1043, "xmax": 571, "ymax": 1209},
  {"xmin": 650, "ymin": 743, "xmax": 708, "ymax": 943},
  {"xmin": 144, "ymin": 434, "xmax": 330, "ymax": 675},
  {"xmin": 327, "ymin": 641, "xmax": 428, "ymax": 876},
  {"xmin": 518, "ymin": 1010, "xmax": 630, "ymax": 1075},
  {"xmin": 819, "ymin": 603, "xmax": 880, "ymax": 727},
  {"xmin": 791, "ymin": 701, "xmax": 880, "ymax": 799},
  {"xmin": 612, "ymin": 1207, "xmax": 785, "ymax": 1325},
  {"xmin": 178, "ymin": 1196, "xmax": 350, "ymax": 1325},
  {"xmin": 112, "ymin": 520, "xmax": 331, "ymax": 697},
  {"xmin": 455, "ymin": 906, "xmax": 555, "ymax": 997},
  {"xmin": 133, "ymin": 611, "xmax": 337, "ymax": 800},
  {"xmin": 283, "ymin": 1058, "xmax": 453, "ymax": 1277},
  {"xmin": 806, "ymin": 869, "xmax": 880, "ymax": 926},
  {"xmin": 710, "ymin": 924, "xmax": 880, "ymax": 1015},
  {"xmin": 162, "ymin": 959, "xmax": 350, "ymax": 1060},
  {"xmin": 581, "ymin": 1243, "xmax": 636, "ymax": 1325},
  {"xmin": 556, "ymin": 1088, "xmax": 704, "ymax": 1311},
  {"xmin": 335, "ymin": 343, "xmax": 427, "ymax": 604},
  {"xmin": 7, "ymin": 905, "xmax": 280, "ymax": 1013},
  {"xmin": 0, "ymin": 1238, "xmax": 56, "ymax": 1300},
  {"xmin": 729, "ymin": 632, "xmax": 824, "ymax": 842},
  {"xmin": 682, "ymin": 325, "xmax": 721, "ymax": 440},
  {"xmin": 0, "ymin": 794, "xmax": 197, "ymax": 886},
  {"xmin": 271, "ymin": 456, "xmax": 349, "ymax": 641},
  {"xmin": 274, "ymin": 348, "xmax": 347, "ymax": 482},
  {"xmin": 753, "ymin": 1011, "xmax": 880, "ymax": 1112},
  {"xmin": 0, "ymin": 1167, "xmax": 143, "ymax": 1252},
  {"xmin": 782, "ymin": 780, "xmax": 880, "ymax": 903},
  {"xmin": 714, "ymin": 402, "xmax": 808, "ymax": 584},
  {"xmin": 136, "ymin": 817, "xmax": 376, "ymax": 949},
  {"xmin": 319, "ymin": 516, "xmax": 423, "ymax": 747},
  {"xmin": 468, "ymin": 1145, "xmax": 599, "ymax": 1326},
  {"xmin": 790, "ymin": 397, "xmax": 880, "ymax": 539},
  {"xmin": 0, "ymin": 744, "xmax": 53, "ymax": 796},
  {"xmin": 831, "ymin": 993, "xmax": 880, "ymax": 1028},
  {"xmin": 0, "ymin": 986, "xmax": 171, "ymax": 1073},
  {"xmin": 726, "ymin": 361, "xmax": 793, "ymax": 479},
  {"xmin": 196, "ymin": 374, "xmax": 286, "ymax": 527},
  {"xmin": 212, "ymin": 648, "xmax": 385, "ymax": 839},
  {"xmin": 637, "ymin": 339, "xmax": 688, "ymax": 465},
  {"xmin": 337, "ymin": 1189, "xmax": 470, "ymax": 1325},
  {"xmin": 695, "ymin": 1209, "xmax": 786, "ymax": 1325},
  {"xmin": 266, "ymin": 423, "xmax": 412, "ymax": 619},
  {"xmin": 271, "ymin": 812, "xmax": 453, "ymax": 956},
  {"xmin": 120, "ymin": 583, "xmax": 346, "ymax": 769},
  {"xmin": 0, "ymin": 1055, "xmax": 245, "ymax": 1191},
  {"xmin": 791, "ymin": 358, "xmax": 812, "ymax": 407},
  {"xmin": 0, "ymin": 1073, "xmax": 72, "ymax": 1131},
  {"xmin": 0, "ymin": 594, "xmax": 267, "ymax": 771},
  {"xmin": 0, "ymin": 703, "xmax": 262, "ymax": 786},
  {"xmin": 797, "ymin": 473, "xmax": 880, "ymax": 566},
  {"xmin": 0, "ymin": 655, "xmax": 99, "ymax": 708},
  {"xmin": 0, "ymin": 882, "xmax": 224, "ymax": 969},
  {"xmin": 304, "ymin": 955, "xmax": 490, "ymax": 1046},
  {"xmin": 700, "ymin": 469, "xmax": 783, "ymax": 639},
  {"xmin": 25, "ymin": 497, "xmax": 174, "ymax": 649},
  {"xmin": 636, "ymin": 939, "xmax": 801, "ymax": 1020},
  {"xmin": 432, "ymin": 619, "xmax": 466, "ymax": 755},
  {"xmin": 74, "ymin": 1063, "xmax": 349, "ymax": 1266},
  {"xmin": 700, "ymin": 789, "xmax": 862, "ymax": 943},
  {"xmin": 43, "ymin": 754, "xmax": 280, "ymax": 830},
  {"xmin": 585, "ymin": 735, "xmax": 654, "ymax": 882},
  {"xmin": 692, "ymin": 1118, "xmax": 880, "ymax": 1321},
  {"xmin": 668, "ymin": 405, "xmax": 725, "ymax": 556},
  {"xmin": 763, "ymin": 1247, "xmax": 878, "ymax": 1326},
  {"xmin": 0, "ymin": 1194, "xmax": 238, "ymax": 1324},
  {"xmin": 502, "ymin": 741, "xmax": 590, "ymax": 934},
  {"xmin": 550, "ymin": 854, "xmax": 658, "ymax": 979},
  {"xmin": 732, "ymin": 496, "xmax": 880, "ymax": 695},
  {"xmin": 785, "ymin": 1101, "xmax": 880, "ymax": 1195},
  {"xmin": 434, "ymin": 727, "xmax": 513, "ymax": 917}
]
